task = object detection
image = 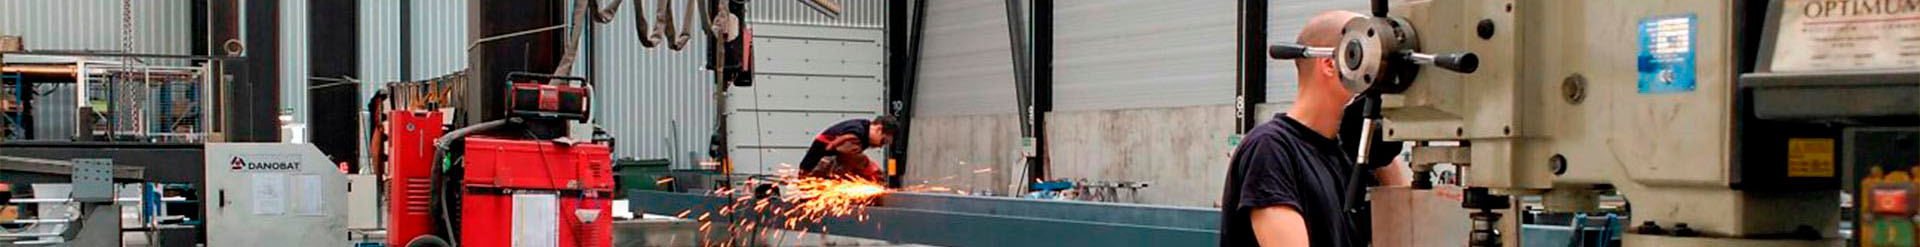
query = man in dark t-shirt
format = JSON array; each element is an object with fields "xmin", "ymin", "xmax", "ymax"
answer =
[
  {"xmin": 797, "ymin": 116, "xmax": 898, "ymax": 180},
  {"xmin": 1222, "ymin": 113, "xmax": 1358, "ymax": 247},
  {"xmin": 1221, "ymin": 10, "xmax": 1407, "ymax": 247}
]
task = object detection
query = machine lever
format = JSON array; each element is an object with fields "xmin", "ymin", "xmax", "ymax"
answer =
[
  {"xmin": 1406, "ymin": 51, "xmax": 1478, "ymax": 74},
  {"xmin": 1268, "ymin": 43, "xmax": 1333, "ymax": 60}
]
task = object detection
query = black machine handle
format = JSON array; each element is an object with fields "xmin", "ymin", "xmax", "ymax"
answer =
[
  {"xmin": 1371, "ymin": 0, "xmax": 1390, "ymax": 17},
  {"xmin": 1271, "ymin": 42, "xmax": 1479, "ymax": 75},
  {"xmin": 1407, "ymin": 51, "xmax": 1479, "ymax": 74},
  {"xmin": 1269, "ymin": 43, "xmax": 1334, "ymax": 60}
]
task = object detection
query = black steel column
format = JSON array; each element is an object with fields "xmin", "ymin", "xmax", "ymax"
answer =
[
  {"xmin": 466, "ymin": 1, "xmax": 566, "ymax": 126},
  {"xmin": 399, "ymin": 0, "xmax": 411, "ymax": 82},
  {"xmin": 191, "ymin": 0, "xmax": 208, "ymax": 59},
  {"xmin": 1031, "ymin": 0, "xmax": 1052, "ymax": 184},
  {"xmin": 309, "ymin": 0, "xmax": 360, "ymax": 170},
  {"xmin": 1235, "ymin": 0, "xmax": 1268, "ymax": 133},
  {"xmin": 884, "ymin": 0, "xmax": 907, "ymax": 187},
  {"xmin": 227, "ymin": 0, "xmax": 280, "ymax": 142},
  {"xmin": 883, "ymin": 0, "xmax": 930, "ymax": 188}
]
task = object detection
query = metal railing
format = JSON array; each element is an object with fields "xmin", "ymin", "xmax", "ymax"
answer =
[
  {"xmin": 1, "ymin": 54, "xmax": 215, "ymax": 143},
  {"xmin": 89, "ymin": 63, "xmax": 210, "ymax": 143}
]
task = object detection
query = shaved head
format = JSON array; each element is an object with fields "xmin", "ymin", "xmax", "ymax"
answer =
[
  {"xmin": 1295, "ymin": 11, "xmax": 1366, "ymax": 84},
  {"xmin": 1282, "ymin": 10, "xmax": 1370, "ymax": 141}
]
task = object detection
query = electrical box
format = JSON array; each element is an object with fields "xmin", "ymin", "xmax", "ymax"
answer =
[
  {"xmin": 203, "ymin": 143, "xmax": 348, "ymax": 247},
  {"xmin": 346, "ymin": 174, "xmax": 379, "ymax": 230}
]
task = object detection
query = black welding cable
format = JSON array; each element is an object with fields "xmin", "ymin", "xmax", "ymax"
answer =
[
  {"xmin": 364, "ymin": 89, "xmax": 388, "ymax": 162},
  {"xmin": 427, "ymin": 118, "xmax": 513, "ymax": 247}
]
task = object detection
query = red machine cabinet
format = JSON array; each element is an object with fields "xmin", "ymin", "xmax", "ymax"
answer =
[
  {"xmin": 385, "ymin": 111, "xmax": 444, "ymax": 246},
  {"xmin": 460, "ymin": 194, "xmax": 613, "ymax": 247},
  {"xmin": 459, "ymin": 136, "xmax": 615, "ymax": 247},
  {"xmin": 460, "ymin": 137, "xmax": 614, "ymax": 191}
]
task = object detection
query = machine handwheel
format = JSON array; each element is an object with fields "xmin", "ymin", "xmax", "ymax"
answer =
[{"xmin": 407, "ymin": 235, "xmax": 451, "ymax": 247}]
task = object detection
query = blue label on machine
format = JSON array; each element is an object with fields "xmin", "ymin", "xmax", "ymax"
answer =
[{"xmin": 1637, "ymin": 14, "xmax": 1697, "ymax": 94}]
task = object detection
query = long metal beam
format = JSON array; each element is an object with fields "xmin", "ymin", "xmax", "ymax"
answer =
[
  {"xmin": 629, "ymin": 190, "xmax": 1222, "ymax": 246},
  {"xmin": 0, "ymin": 141, "xmax": 205, "ymax": 183},
  {"xmin": 0, "ymin": 51, "xmax": 243, "ymax": 61},
  {"xmin": 0, "ymin": 155, "xmax": 144, "ymax": 180}
]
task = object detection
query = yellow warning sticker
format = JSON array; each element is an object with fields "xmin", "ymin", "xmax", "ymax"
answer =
[{"xmin": 1787, "ymin": 138, "xmax": 1836, "ymax": 178}]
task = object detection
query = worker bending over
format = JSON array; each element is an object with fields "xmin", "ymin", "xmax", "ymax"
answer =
[
  {"xmin": 797, "ymin": 116, "xmax": 898, "ymax": 181},
  {"xmin": 1220, "ymin": 10, "xmax": 1408, "ymax": 247}
]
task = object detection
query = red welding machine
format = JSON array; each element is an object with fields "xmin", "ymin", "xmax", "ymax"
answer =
[
  {"xmin": 460, "ymin": 137, "xmax": 614, "ymax": 247},
  {"xmin": 386, "ymin": 111, "xmax": 615, "ymax": 247}
]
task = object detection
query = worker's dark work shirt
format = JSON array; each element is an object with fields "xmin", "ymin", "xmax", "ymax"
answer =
[
  {"xmin": 1220, "ymin": 114, "xmax": 1357, "ymax": 247},
  {"xmin": 799, "ymin": 119, "xmax": 873, "ymax": 173}
]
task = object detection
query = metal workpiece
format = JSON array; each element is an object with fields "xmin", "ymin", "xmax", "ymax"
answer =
[
  {"xmin": 1370, "ymin": 187, "xmax": 1473, "ymax": 247},
  {"xmin": 0, "ymin": 142, "xmax": 203, "ymax": 182},
  {"xmin": 628, "ymin": 190, "xmax": 1222, "ymax": 246},
  {"xmin": 0, "ymin": 154, "xmax": 145, "ymax": 180},
  {"xmin": 1622, "ymin": 233, "xmax": 1840, "ymax": 247}
]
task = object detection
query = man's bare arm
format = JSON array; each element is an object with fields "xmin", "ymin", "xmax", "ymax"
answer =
[{"xmin": 1249, "ymin": 205, "xmax": 1312, "ymax": 247}]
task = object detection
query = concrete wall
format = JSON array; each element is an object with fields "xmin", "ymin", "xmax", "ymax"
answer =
[
  {"xmin": 903, "ymin": 102, "xmax": 1294, "ymax": 208},
  {"xmin": 903, "ymin": 114, "xmax": 1023, "ymax": 196},
  {"xmin": 1045, "ymin": 105, "xmax": 1236, "ymax": 207}
]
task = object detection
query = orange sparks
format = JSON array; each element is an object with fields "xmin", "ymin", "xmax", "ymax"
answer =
[
  {"xmin": 683, "ymin": 170, "xmax": 925, "ymax": 246},
  {"xmin": 784, "ymin": 176, "xmax": 888, "ymax": 221}
]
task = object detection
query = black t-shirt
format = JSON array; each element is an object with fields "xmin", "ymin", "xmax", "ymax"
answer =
[
  {"xmin": 819, "ymin": 119, "xmax": 874, "ymax": 149},
  {"xmin": 1220, "ymin": 114, "xmax": 1357, "ymax": 247}
]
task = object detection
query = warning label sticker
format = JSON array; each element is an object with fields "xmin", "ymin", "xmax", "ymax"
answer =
[
  {"xmin": 1788, "ymin": 138, "xmax": 1837, "ymax": 178},
  {"xmin": 1638, "ymin": 14, "xmax": 1699, "ymax": 94}
]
